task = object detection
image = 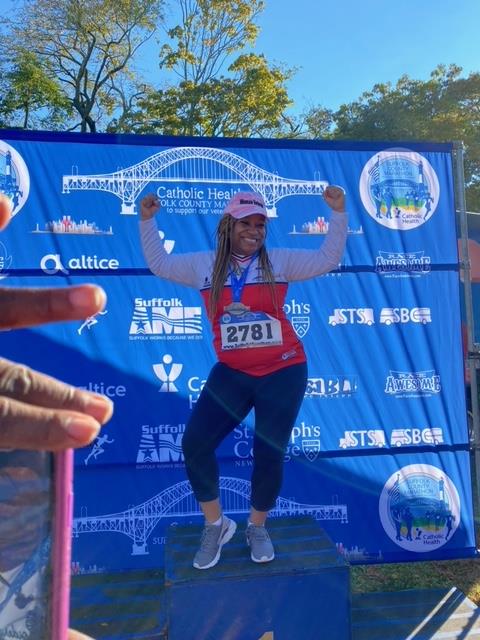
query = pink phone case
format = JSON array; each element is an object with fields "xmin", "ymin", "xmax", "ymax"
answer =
[
  {"xmin": 0, "ymin": 448, "xmax": 74, "ymax": 640},
  {"xmin": 52, "ymin": 448, "xmax": 74, "ymax": 640}
]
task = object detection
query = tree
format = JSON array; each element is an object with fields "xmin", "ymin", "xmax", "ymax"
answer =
[
  {"xmin": 302, "ymin": 65, "xmax": 480, "ymax": 210},
  {"xmin": 120, "ymin": 53, "xmax": 292, "ymax": 137},
  {"xmin": 121, "ymin": 0, "xmax": 293, "ymax": 137},
  {"xmin": 1, "ymin": 0, "xmax": 165, "ymax": 132},
  {"xmin": 0, "ymin": 50, "xmax": 71, "ymax": 129},
  {"xmin": 159, "ymin": 0, "xmax": 264, "ymax": 84}
]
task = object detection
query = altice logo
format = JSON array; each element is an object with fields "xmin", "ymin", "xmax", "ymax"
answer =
[{"xmin": 40, "ymin": 253, "xmax": 120, "ymax": 275}]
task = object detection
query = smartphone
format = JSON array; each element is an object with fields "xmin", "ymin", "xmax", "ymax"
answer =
[{"xmin": 0, "ymin": 449, "xmax": 73, "ymax": 640}]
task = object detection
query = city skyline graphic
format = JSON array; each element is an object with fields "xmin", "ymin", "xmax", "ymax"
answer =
[
  {"xmin": 73, "ymin": 476, "xmax": 348, "ymax": 555},
  {"xmin": 62, "ymin": 146, "xmax": 329, "ymax": 215}
]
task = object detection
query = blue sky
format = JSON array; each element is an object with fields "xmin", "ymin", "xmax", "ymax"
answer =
[
  {"xmin": 1, "ymin": 0, "xmax": 479, "ymax": 115},
  {"xmin": 252, "ymin": 0, "xmax": 480, "ymax": 113}
]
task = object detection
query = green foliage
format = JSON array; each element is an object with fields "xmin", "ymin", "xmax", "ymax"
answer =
[
  {"xmin": 0, "ymin": 50, "xmax": 72, "ymax": 129},
  {"xmin": 123, "ymin": 53, "xmax": 291, "ymax": 137},
  {"xmin": 1, "ymin": 0, "xmax": 165, "ymax": 132},
  {"xmin": 303, "ymin": 64, "xmax": 480, "ymax": 210},
  {"xmin": 2, "ymin": 0, "xmax": 479, "ymax": 210},
  {"xmin": 159, "ymin": 0, "xmax": 264, "ymax": 83},
  {"xmin": 114, "ymin": 0, "xmax": 293, "ymax": 138}
]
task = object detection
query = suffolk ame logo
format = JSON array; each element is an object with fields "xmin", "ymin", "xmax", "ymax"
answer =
[
  {"xmin": 130, "ymin": 297, "xmax": 203, "ymax": 340},
  {"xmin": 360, "ymin": 148, "xmax": 439, "ymax": 230},
  {"xmin": 137, "ymin": 423, "xmax": 186, "ymax": 465}
]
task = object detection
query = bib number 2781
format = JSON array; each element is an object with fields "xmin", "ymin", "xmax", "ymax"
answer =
[{"xmin": 220, "ymin": 315, "xmax": 282, "ymax": 350}]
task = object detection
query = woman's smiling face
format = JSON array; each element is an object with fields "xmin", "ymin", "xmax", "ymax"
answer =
[{"xmin": 231, "ymin": 214, "xmax": 267, "ymax": 256}]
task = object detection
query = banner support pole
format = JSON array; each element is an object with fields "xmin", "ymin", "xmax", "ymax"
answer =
[{"xmin": 454, "ymin": 140, "xmax": 480, "ymax": 511}]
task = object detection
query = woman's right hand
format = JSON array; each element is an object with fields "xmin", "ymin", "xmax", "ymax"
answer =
[{"xmin": 140, "ymin": 193, "xmax": 160, "ymax": 220}]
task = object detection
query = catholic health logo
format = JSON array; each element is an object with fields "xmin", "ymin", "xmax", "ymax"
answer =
[
  {"xmin": 360, "ymin": 149, "xmax": 439, "ymax": 230},
  {"xmin": 0, "ymin": 140, "xmax": 30, "ymax": 215},
  {"xmin": 379, "ymin": 464, "xmax": 460, "ymax": 553}
]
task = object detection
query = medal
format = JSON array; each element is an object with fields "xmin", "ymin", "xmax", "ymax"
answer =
[
  {"xmin": 226, "ymin": 252, "xmax": 258, "ymax": 314},
  {"xmin": 224, "ymin": 301, "xmax": 250, "ymax": 315}
]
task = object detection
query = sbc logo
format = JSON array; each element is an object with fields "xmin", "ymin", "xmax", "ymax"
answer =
[
  {"xmin": 380, "ymin": 307, "xmax": 431, "ymax": 325},
  {"xmin": 390, "ymin": 428, "xmax": 444, "ymax": 446}
]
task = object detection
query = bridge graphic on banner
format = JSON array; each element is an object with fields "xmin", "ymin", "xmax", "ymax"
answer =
[
  {"xmin": 72, "ymin": 477, "xmax": 348, "ymax": 555},
  {"xmin": 62, "ymin": 146, "xmax": 328, "ymax": 215}
]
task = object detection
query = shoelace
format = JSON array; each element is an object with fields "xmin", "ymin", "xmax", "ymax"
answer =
[
  {"xmin": 249, "ymin": 526, "xmax": 269, "ymax": 541},
  {"xmin": 200, "ymin": 524, "xmax": 227, "ymax": 547},
  {"xmin": 200, "ymin": 523, "xmax": 221, "ymax": 547}
]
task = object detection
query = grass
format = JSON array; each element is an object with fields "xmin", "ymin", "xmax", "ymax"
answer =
[
  {"xmin": 351, "ymin": 469, "xmax": 480, "ymax": 606},
  {"xmin": 70, "ymin": 519, "xmax": 480, "ymax": 639},
  {"xmin": 351, "ymin": 552, "xmax": 480, "ymax": 605}
]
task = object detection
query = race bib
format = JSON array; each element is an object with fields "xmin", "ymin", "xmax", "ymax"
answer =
[{"xmin": 220, "ymin": 311, "xmax": 283, "ymax": 350}]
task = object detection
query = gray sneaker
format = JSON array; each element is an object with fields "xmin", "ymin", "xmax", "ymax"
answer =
[
  {"xmin": 246, "ymin": 524, "xmax": 275, "ymax": 563},
  {"xmin": 193, "ymin": 517, "xmax": 237, "ymax": 570}
]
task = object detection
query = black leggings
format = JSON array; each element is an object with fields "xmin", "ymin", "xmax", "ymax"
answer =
[{"xmin": 182, "ymin": 361, "xmax": 308, "ymax": 512}]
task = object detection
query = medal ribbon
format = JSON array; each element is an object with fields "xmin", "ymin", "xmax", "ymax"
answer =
[{"xmin": 228, "ymin": 253, "xmax": 258, "ymax": 303}]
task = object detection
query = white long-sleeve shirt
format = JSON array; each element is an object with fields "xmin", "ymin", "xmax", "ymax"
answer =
[{"xmin": 140, "ymin": 212, "xmax": 347, "ymax": 376}]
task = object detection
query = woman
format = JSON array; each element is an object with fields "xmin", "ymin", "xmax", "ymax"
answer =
[{"xmin": 139, "ymin": 186, "xmax": 347, "ymax": 569}]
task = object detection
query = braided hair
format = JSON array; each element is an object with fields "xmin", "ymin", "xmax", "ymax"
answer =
[{"xmin": 208, "ymin": 215, "xmax": 278, "ymax": 319}]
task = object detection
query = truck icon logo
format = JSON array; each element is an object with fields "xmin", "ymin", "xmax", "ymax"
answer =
[
  {"xmin": 390, "ymin": 427, "xmax": 444, "ymax": 447},
  {"xmin": 328, "ymin": 308, "xmax": 374, "ymax": 326},
  {"xmin": 339, "ymin": 430, "xmax": 386, "ymax": 448},
  {"xmin": 411, "ymin": 307, "xmax": 432, "ymax": 324},
  {"xmin": 380, "ymin": 307, "xmax": 432, "ymax": 325}
]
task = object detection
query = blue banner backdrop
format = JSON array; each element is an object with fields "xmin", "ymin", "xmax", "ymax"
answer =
[{"xmin": 0, "ymin": 130, "xmax": 474, "ymax": 573}]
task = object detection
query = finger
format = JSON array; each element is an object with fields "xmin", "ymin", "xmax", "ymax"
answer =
[
  {"xmin": 0, "ymin": 284, "xmax": 106, "ymax": 330},
  {"xmin": 0, "ymin": 396, "xmax": 104, "ymax": 450},
  {"xmin": 0, "ymin": 194, "xmax": 12, "ymax": 230},
  {"xmin": 0, "ymin": 209, "xmax": 10, "ymax": 230},
  {"xmin": 0, "ymin": 359, "xmax": 113, "ymax": 424},
  {"xmin": 68, "ymin": 630, "xmax": 95, "ymax": 640}
]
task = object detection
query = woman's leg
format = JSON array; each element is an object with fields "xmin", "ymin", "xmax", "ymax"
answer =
[
  {"xmin": 245, "ymin": 363, "xmax": 307, "ymax": 563},
  {"xmin": 199, "ymin": 498, "xmax": 222, "ymax": 523},
  {"xmin": 181, "ymin": 363, "xmax": 254, "ymax": 569},
  {"xmin": 251, "ymin": 362, "xmax": 308, "ymax": 512},
  {"xmin": 249, "ymin": 507, "xmax": 268, "ymax": 526},
  {"xmin": 182, "ymin": 362, "xmax": 253, "ymax": 513}
]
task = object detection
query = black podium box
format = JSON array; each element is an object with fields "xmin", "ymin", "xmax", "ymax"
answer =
[{"xmin": 164, "ymin": 515, "xmax": 351, "ymax": 640}]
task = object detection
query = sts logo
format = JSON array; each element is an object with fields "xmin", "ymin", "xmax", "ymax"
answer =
[
  {"xmin": 339, "ymin": 430, "xmax": 386, "ymax": 449},
  {"xmin": 329, "ymin": 308, "xmax": 374, "ymax": 326}
]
